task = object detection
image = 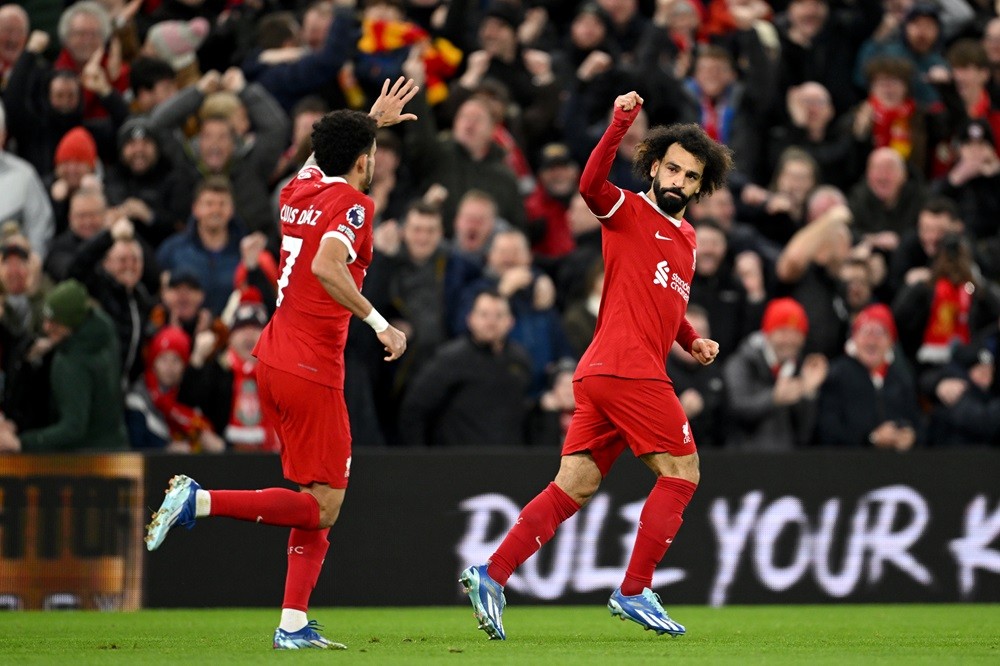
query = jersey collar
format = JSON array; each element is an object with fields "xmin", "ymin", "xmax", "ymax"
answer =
[
  {"xmin": 300, "ymin": 164, "xmax": 347, "ymax": 185},
  {"xmin": 640, "ymin": 192, "xmax": 683, "ymax": 228}
]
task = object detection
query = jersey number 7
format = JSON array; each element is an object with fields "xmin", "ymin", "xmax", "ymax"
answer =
[{"xmin": 276, "ymin": 235, "xmax": 304, "ymax": 307}]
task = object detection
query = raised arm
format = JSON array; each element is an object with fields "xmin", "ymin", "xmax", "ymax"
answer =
[
  {"xmin": 775, "ymin": 203, "xmax": 852, "ymax": 284},
  {"xmin": 244, "ymin": 6, "xmax": 359, "ymax": 103},
  {"xmin": 579, "ymin": 91, "xmax": 643, "ymax": 216}
]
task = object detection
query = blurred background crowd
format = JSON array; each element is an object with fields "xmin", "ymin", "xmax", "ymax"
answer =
[{"xmin": 0, "ymin": 0, "xmax": 998, "ymax": 453}]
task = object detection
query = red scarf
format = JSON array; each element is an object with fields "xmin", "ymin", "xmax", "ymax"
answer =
[
  {"xmin": 145, "ymin": 370, "xmax": 212, "ymax": 442},
  {"xmin": 869, "ymin": 361, "xmax": 889, "ymax": 388},
  {"xmin": 919, "ymin": 278, "xmax": 973, "ymax": 363},
  {"xmin": 701, "ymin": 94, "xmax": 720, "ymax": 141},
  {"xmin": 868, "ymin": 95, "xmax": 915, "ymax": 159},
  {"xmin": 493, "ymin": 124, "xmax": 533, "ymax": 193},
  {"xmin": 225, "ymin": 350, "xmax": 279, "ymax": 452},
  {"xmin": 968, "ymin": 89, "xmax": 992, "ymax": 119},
  {"xmin": 357, "ymin": 19, "xmax": 462, "ymax": 106}
]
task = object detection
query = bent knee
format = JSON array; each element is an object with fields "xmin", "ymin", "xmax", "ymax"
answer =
[
  {"xmin": 676, "ymin": 466, "xmax": 700, "ymax": 486},
  {"xmin": 642, "ymin": 450, "xmax": 700, "ymax": 483},
  {"xmin": 303, "ymin": 487, "xmax": 345, "ymax": 529},
  {"xmin": 569, "ymin": 481, "xmax": 600, "ymax": 506},
  {"xmin": 672, "ymin": 457, "xmax": 700, "ymax": 485},
  {"xmin": 316, "ymin": 502, "xmax": 342, "ymax": 529},
  {"xmin": 554, "ymin": 473, "xmax": 601, "ymax": 505}
]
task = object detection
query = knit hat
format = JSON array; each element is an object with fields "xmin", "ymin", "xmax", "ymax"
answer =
[
  {"xmin": 852, "ymin": 303, "xmax": 897, "ymax": 342},
  {"xmin": 54, "ymin": 127, "xmax": 98, "ymax": 168},
  {"xmin": 43, "ymin": 279, "xmax": 91, "ymax": 330},
  {"xmin": 167, "ymin": 267, "xmax": 203, "ymax": 290},
  {"xmin": 575, "ymin": 2, "xmax": 612, "ymax": 33},
  {"xmin": 905, "ymin": 1, "xmax": 940, "ymax": 25},
  {"xmin": 761, "ymin": 298, "xmax": 809, "ymax": 335},
  {"xmin": 146, "ymin": 18, "xmax": 210, "ymax": 72},
  {"xmin": 954, "ymin": 343, "xmax": 995, "ymax": 369},
  {"xmin": 484, "ymin": 1, "xmax": 523, "ymax": 30},
  {"xmin": 118, "ymin": 116, "xmax": 160, "ymax": 149},
  {"xmin": 538, "ymin": 143, "xmax": 576, "ymax": 170},
  {"xmin": 958, "ymin": 117, "xmax": 995, "ymax": 145},
  {"xmin": 149, "ymin": 325, "xmax": 191, "ymax": 364},
  {"xmin": 230, "ymin": 302, "xmax": 269, "ymax": 332}
]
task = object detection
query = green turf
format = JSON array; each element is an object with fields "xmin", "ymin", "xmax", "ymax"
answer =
[{"xmin": 0, "ymin": 605, "xmax": 997, "ymax": 664}]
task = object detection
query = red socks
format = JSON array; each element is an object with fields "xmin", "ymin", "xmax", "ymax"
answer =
[
  {"xmin": 206, "ymin": 489, "xmax": 330, "ymax": 612},
  {"xmin": 209, "ymin": 488, "xmax": 320, "ymax": 529},
  {"xmin": 487, "ymin": 483, "xmax": 581, "ymax": 586},
  {"xmin": 621, "ymin": 476, "xmax": 697, "ymax": 596},
  {"xmin": 282, "ymin": 527, "xmax": 331, "ymax": 612}
]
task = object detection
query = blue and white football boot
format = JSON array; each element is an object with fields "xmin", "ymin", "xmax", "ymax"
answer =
[
  {"xmin": 145, "ymin": 474, "xmax": 200, "ymax": 551},
  {"xmin": 273, "ymin": 620, "xmax": 347, "ymax": 650},
  {"xmin": 459, "ymin": 564, "xmax": 507, "ymax": 640},
  {"xmin": 608, "ymin": 587, "xmax": 686, "ymax": 637}
]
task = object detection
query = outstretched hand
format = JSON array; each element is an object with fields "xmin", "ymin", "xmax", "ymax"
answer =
[
  {"xmin": 369, "ymin": 77, "xmax": 420, "ymax": 128},
  {"xmin": 690, "ymin": 338, "xmax": 720, "ymax": 366}
]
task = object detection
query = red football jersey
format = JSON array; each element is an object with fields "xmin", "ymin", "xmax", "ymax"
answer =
[
  {"xmin": 576, "ymin": 106, "xmax": 700, "ymax": 382},
  {"xmin": 254, "ymin": 166, "xmax": 374, "ymax": 388}
]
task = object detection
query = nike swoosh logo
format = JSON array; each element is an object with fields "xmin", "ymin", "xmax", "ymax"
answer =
[{"xmin": 655, "ymin": 231, "xmax": 672, "ymax": 241}]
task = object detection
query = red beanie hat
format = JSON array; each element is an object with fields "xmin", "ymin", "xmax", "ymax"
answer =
[
  {"xmin": 761, "ymin": 297, "xmax": 809, "ymax": 335},
  {"xmin": 54, "ymin": 127, "xmax": 98, "ymax": 168},
  {"xmin": 149, "ymin": 326, "xmax": 192, "ymax": 365},
  {"xmin": 852, "ymin": 303, "xmax": 897, "ymax": 342}
]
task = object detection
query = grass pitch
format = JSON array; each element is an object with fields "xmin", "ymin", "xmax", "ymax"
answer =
[{"xmin": 0, "ymin": 605, "xmax": 997, "ymax": 665}]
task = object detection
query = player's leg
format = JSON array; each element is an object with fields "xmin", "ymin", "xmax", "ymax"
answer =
[
  {"xmin": 145, "ymin": 365, "xmax": 328, "ymax": 551},
  {"xmin": 268, "ymin": 373, "xmax": 352, "ymax": 649},
  {"xmin": 274, "ymin": 483, "xmax": 345, "ymax": 650},
  {"xmin": 601, "ymin": 378, "xmax": 695, "ymax": 636},
  {"xmin": 486, "ymin": 452, "xmax": 600, "ymax": 585},
  {"xmin": 460, "ymin": 377, "xmax": 623, "ymax": 640},
  {"xmin": 607, "ymin": 451, "xmax": 695, "ymax": 636},
  {"xmin": 145, "ymin": 475, "xmax": 326, "ymax": 552},
  {"xmin": 460, "ymin": 454, "xmax": 597, "ymax": 641},
  {"xmin": 622, "ymin": 451, "xmax": 699, "ymax": 597}
]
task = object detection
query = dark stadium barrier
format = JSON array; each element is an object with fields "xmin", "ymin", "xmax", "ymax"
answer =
[
  {"xmin": 1, "ymin": 451, "xmax": 996, "ymax": 609},
  {"xmin": 140, "ymin": 449, "xmax": 1000, "ymax": 607}
]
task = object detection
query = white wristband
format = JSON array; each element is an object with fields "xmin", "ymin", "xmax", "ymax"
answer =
[{"xmin": 363, "ymin": 308, "xmax": 389, "ymax": 333}]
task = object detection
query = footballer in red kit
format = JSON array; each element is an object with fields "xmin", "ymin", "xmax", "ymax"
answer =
[
  {"xmin": 145, "ymin": 78, "xmax": 419, "ymax": 650},
  {"xmin": 257, "ymin": 169, "xmax": 374, "ymax": 389},
  {"xmin": 461, "ymin": 92, "xmax": 734, "ymax": 640},
  {"xmin": 254, "ymin": 167, "xmax": 374, "ymax": 487}
]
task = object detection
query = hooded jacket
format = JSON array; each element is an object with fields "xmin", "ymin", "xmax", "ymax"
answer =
[{"xmin": 20, "ymin": 308, "xmax": 128, "ymax": 451}]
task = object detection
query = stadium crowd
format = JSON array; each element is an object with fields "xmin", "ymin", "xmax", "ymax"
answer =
[{"xmin": 0, "ymin": 0, "xmax": 998, "ymax": 452}]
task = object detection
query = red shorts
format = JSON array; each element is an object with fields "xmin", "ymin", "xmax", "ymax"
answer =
[
  {"xmin": 257, "ymin": 361, "xmax": 352, "ymax": 488},
  {"xmin": 561, "ymin": 375, "xmax": 696, "ymax": 476}
]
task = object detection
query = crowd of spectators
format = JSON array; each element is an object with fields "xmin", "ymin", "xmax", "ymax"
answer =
[{"xmin": 0, "ymin": 0, "xmax": 998, "ymax": 453}]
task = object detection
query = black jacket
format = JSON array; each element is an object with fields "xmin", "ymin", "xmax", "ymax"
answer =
[
  {"xmin": 398, "ymin": 337, "xmax": 533, "ymax": 447},
  {"xmin": 816, "ymin": 353, "xmax": 923, "ymax": 447},
  {"xmin": 68, "ymin": 230, "xmax": 155, "ymax": 384}
]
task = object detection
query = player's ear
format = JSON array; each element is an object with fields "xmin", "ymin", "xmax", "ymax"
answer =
[{"xmin": 649, "ymin": 160, "xmax": 659, "ymax": 179}]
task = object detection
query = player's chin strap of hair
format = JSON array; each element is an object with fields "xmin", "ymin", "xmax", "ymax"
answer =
[{"xmin": 364, "ymin": 307, "xmax": 389, "ymax": 333}]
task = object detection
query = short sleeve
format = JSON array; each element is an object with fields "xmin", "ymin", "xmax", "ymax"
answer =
[{"xmin": 321, "ymin": 194, "xmax": 371, "ymax": 264}]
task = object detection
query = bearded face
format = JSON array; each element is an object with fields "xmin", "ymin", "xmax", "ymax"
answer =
[
  {"xmin": 652, "ymin": 179, "xmax": 692, "ymax": 216},
  {"xmin": 648, "ymin": 143, "xmax": 704, "ymax": 218}
]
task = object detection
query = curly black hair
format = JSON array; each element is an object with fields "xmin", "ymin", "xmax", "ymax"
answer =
[
  {"xmin": 632, "ymin": 122, "xmax": 735, "ymax": 202},
  {"xmin": 311, "ymin": 110, "xmax": 378, "ymax": 177}
]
